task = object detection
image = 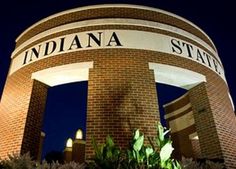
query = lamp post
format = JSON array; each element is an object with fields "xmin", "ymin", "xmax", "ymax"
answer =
[
  {"xmin": 37, "ymin": 131, "xmax": 45, "ymax": 162},
  {"xmin": 63, "ymin": 138, "xmax": 73, "ymax": 162},
  {"xmin": 72, "ymin": 129, "xmax": 86, "ymax": 163}
]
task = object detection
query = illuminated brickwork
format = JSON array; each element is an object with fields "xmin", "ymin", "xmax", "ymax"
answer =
[
  {"xmin": 164, "ymin": 93, "xmax": 196, "ymax": 159},
  {"xmin": 0, "ymin": 4, "xmax": 235, "ymax": 168}
]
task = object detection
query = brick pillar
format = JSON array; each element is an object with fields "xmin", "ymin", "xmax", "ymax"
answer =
[
  {"xmin": 72, "ymin": 139, "xmax": 86, "ymax": 163},
  {"xmin": 85, "ymin": 55, "xmax": 159, "ymax": 159},
  {"xmin": 189, "ymin": 82, "xmax": 236, "ymax": 168},
  {"xmin": 63, "ymin": 148, "xmax": 72, "ymax": 162},
  {"xmin": 0, "ymin": 73, "xmax": 48, "ymax": 159},
  {"xmin": 21, "ymin": 80, "xmax": 48, "ymax": 159},
  {"xmin": 206, "ymin": 78, "xmax": 236, "ymax": 169},
  {"xmin": 189, "ymin": 82, "xmax": 223, "ymax": 159}
]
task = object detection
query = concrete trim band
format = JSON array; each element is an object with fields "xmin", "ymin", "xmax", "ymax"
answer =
[
  {"xmin": 10, "ymin": 30, "xmax": 225, "ymax": 82},
  {"xmin": 12, "ymin": 19, "xmax": 219, "ymax": 62}
]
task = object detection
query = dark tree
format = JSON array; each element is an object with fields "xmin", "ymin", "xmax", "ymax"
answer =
[{"xmin": 44, "ymin": 150, "xmax": 64, "ymax": 164}]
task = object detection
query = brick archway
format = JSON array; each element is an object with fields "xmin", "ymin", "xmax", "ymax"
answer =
[
  {"xmin": 0, "ymin": 4, "xmax": 235, "ymax": 168},
  {"xmin": 23, "ymin": 62, "xmax": 93, "ymax": 159}
]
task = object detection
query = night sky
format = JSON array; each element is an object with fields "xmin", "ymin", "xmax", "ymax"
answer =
[{"xmin": 0, "ymin": 0, "xmax": 235, "ymax": 159}]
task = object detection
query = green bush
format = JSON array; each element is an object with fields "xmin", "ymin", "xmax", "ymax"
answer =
[
  {"xmin": 88, "ymin": 135, "xmax": 121, "ymax": 169},
  {"xmin": 1, "ymin": 122, "xmax": 226, "ymax": 169},
  {"xmin": 89, "ymin": 122, "xmax": 181, "ymax": 169},
  {"xmin": 121, "ymin": 122, "xmax": 181, "ymax": 169}
]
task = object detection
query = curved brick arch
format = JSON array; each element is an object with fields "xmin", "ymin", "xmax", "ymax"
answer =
[{"xmin": 0, "ymin": 4, "xmax": 236, "ymax": 168}]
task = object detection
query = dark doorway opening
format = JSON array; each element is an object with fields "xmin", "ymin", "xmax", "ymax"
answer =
[{"xmin": 41, "ymin": 81, "xmax": 88, "ymax": 160}]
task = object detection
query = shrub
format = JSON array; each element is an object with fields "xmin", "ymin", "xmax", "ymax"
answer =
[
  {"xmin": 89, "ymin": 122, "xmax": 181, "ymax": 169},
  {"xmin": 57, "ymin": 162, "xmax": 86, "ymax": 169},
  {"xmin": 88, "ymin": 135, "xmax": 121, "ymax": 169},
  {"xmin": 181, "ymin": 157, "xmax": 226, "ymax": 169},
  {"xmin": 0, "ymin": 153, "xmax": 35, "ymax": 169},
  {"xmin": 2, "ymin": 123, "xmax": 227, "ymax": 169},
  {"xmin": 0, "ymin": 154, "xmax": 85, "ymax": 169},
  {"xmin": 122, "ymin": 122, "xmax": 181, "ymax": 169}
]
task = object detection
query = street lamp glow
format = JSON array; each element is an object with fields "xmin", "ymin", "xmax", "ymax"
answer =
[
  {"xmin": 66, "ymin": 138, "xmax": 73, "ymax": 148},
  {"xmin": 76, "ymin": 129, "xmax": 83, "ymax": 140}
]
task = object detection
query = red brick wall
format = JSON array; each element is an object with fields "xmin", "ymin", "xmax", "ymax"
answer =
[
  {"xmin": 0, "ymin": 49, "xmax": 160, "ymax": 159},
  {"xmin": 0, "ymin": 68, "xmax": 34, "ymax": 157},
  {"xmin": 86, "ymin": 52, "xmax": 159, "ymax": 157}
]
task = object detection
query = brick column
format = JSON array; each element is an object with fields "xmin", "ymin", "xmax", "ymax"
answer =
[
  {"xmin": 0, "ymin": 74, "xmax": 47, "ymax": 159},
  {"xmin": 85, "ymin": 55, "xmax": 159, "ymax": 159},
  {"xmin": 21, "ymin": 80, "xmax": 48, "ymax": 159},
  {"xmin": 72, "ymin": 139, "xmax": 86, "ymax": 163},
  {"xmin": 189, "ymin": 82, "xmax": 223, "ymax": 159},
  {"xmin": 189, "ymin": 82, "xmax": 236, "ymax": 168},
  {"xmin": 0, "ymin": 74, "xmax": 31, "ymax": 158},
  {"xmin": 206, "ymin": 77, "xmax": 236, "ymax": 168}
]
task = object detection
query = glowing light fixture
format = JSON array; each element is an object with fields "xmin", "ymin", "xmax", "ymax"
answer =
[
  {"xmin": 76, "ymin": 129, "xmax": 83, "ymax": 140},
  {"xmin": 66, "ymin": 138, "xmax": 73, "ymax": 148},
  {"xmin": 193, "ymin": 135, "xmax": 199, "ymax": 140}
]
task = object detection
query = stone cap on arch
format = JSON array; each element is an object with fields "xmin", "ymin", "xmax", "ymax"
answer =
[{"xmin": 15, "ymin": 4, "xmax": 216, "ymax": 51}]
